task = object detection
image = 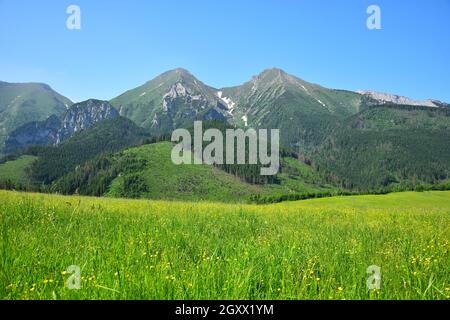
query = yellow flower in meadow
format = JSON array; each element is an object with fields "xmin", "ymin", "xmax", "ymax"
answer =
[
  {"xmin": 43, "ymin": 280, "xmax": 49, "ymax": 284},
  {"xmin": 338, "ymin": 287, "xmax": 344, "ymax": 292}
]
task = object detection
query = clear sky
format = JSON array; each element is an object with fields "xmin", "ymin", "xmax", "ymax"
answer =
[{"xmin": 0, "ymin": 0, "xmax": 449, "ymax": 103}]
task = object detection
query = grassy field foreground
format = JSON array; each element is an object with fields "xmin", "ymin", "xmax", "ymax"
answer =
[{"xmin": 0, "ymin": 190, "xmax": 449, "ymax": 300}]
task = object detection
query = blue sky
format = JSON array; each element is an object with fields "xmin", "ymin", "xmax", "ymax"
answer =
[{"xmin": 0, "ymin": 0, "xmax": 449, "ymax": 103}]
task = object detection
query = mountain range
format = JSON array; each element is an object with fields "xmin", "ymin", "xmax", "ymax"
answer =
[
  {"xmin": 0, "ymin": 68, "xmax": 449, "ymax": 200},
  {"xmin": 3, "ymin": 68, "xmax": 449, "ymax": 153}
]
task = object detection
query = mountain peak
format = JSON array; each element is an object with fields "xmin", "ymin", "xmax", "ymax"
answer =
[
  {"xmin": 257, "ymin": 68, "xmax": 289, "ymax": 79},
  {"xmin": 162, "ymin": 67, "xmax": 194, "ymax": 77},
  {"xmin": 57, "ymin": 99, "xmax": 119, "ymax": 143},
  {"xmin": 250, "ymin": 68, "xmax": 306, "ymax": 88},
  {"xmin": 151, "ymin": 68, "xmax": 199, "ymax": 86},
  {"xmin": 173, "ymin": 67, "xmax": 191, "ymax": 74},
  {"xmin": 261, "ymin": 67, "xmax": 288, "ymax": 74}
]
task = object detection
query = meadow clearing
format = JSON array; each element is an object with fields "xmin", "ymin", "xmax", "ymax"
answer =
[{"xmin": 0, "ymin": 190, "xmax": 449, "ymax": 300}]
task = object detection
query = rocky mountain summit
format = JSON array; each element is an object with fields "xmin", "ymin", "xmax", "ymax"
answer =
[
  {"xmin": 4, "ymin": 99, "xmax": 118, "ymax": 153},
  {"xmin": 56, "ymin": 99, "xmax": 119, "ymax": 143},
  {"xmin": 357, "ymin": 90, "xmax": 449, "ymax": 108},
  {"xmin": 110, "ymin": 68, "xmax": 231, "ymax": 135}
]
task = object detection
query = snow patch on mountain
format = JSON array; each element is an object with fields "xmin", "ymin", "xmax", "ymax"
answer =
[
  {"xmin": 300, "ymin": 84, "xmax": 309, "ymax": 94},
  {"xmin": 316, "ymin": 99, "xmax": 327, "ymax": 108},
  {"xmin": 242, "ymin": 115, "xmax": 248, "ymax": 127},
  {"xmin": 217, "ymin": 91, "xmax": 236, "ymax": 113},
  {"xmin": 151, "ymin": 114, "xmax": 158, "ymax": 128}
]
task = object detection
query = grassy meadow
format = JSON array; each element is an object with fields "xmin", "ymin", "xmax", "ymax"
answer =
[
  {"xmin": 0, "ymin": 155, "xmax": 36, "ymax": 185},
  {"xmin": 0, "ymin": 190, "xmax": 449, "ymax": 300}
]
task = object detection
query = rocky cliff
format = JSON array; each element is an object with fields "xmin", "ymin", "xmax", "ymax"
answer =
[
  {"xmin": 56, "ymin": 99, "xmax": 119, "ymax": 144},
  {"xmin": 4, "ymin": 99, "xmax": 119, "ymax": 154}
]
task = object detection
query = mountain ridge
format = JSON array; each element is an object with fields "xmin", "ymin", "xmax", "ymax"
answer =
[
  {"xmin": 357, "ymin": 90, "xmax": 449, "ymax": 108},
  {"xmin": 0, "ymin": 81, "xmax": 73, "ymax": 152},
  {"xmin": 3, "ymin": 67, "xmax": 449, "ymax": 155},
  {"xmin": 4, "ymin": 99, "xmax": 119, "ymax": 153}
]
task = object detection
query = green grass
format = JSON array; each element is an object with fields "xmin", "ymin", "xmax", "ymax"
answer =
[
  {"xmin": 1, "ymin": 190, "xmax": 449, "ymax": 300},
  {"xmin": 0, "ymin": 155, "xmax": 37, "ymax": 185},
  {"xmin": 281, "ymin": 191, "xmax": 450, "ymax": 209}
]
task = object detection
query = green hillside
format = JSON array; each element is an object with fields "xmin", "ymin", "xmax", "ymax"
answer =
[
  {"xmin": 0, "ymin": 155, "xmax": 37, "ymax": 186},
  {"xmin": 0, "ymin": 82, "xmax": 72, "ymax": 149},
  {"xmin": 28, "ymin": 117, "xmax": 149, "ymax": 184},
  {"xmin": 107, "ymin": 142, "xmax": 265, "ymax": 201},
  {"xmin": 314, "ymin": 104, "xmax": 450, "ymax": 190},
  {"xmin": 52, "ymin": 141, "xmax": 335, "ymax": 202},
  {"xmin": 0, "ymin": 115, "xmax": 334, "ymax": 202},
  {"xmin": 53, "ymin": 141, "xmax": 266, "ymax": 202},
  {"xmin": 275, "ymin": 156, "xmax": 335, "ymax": 193},
  {"xmin": 53, "ymin": 142, "xmax": 260, "ymax": 202}
]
